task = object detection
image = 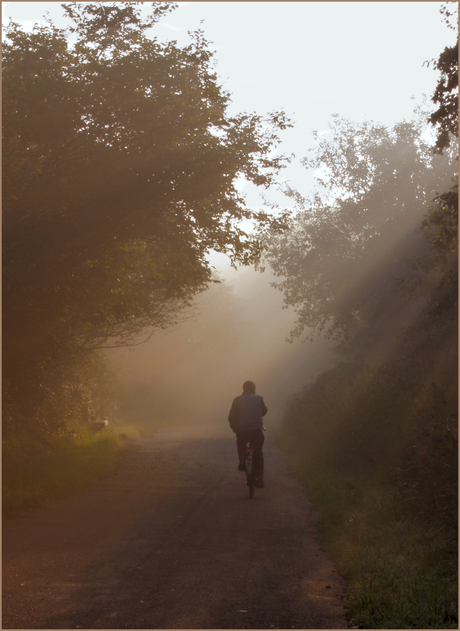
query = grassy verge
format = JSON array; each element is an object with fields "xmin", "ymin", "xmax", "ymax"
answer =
[
  {"xmin": 284, "ymin": 449, "xmax": 458, "ymax": 629},
  {"xmin": 3, "ymin": 428, "xmax": 125, "ymax": 520}
]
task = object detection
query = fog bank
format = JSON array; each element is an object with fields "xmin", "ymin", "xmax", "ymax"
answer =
[{"xmin": 106, "ymin": 257, "xmax": 335, "ymax": 431}]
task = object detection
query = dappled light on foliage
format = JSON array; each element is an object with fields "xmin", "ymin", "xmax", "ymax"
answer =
[
  {"xmin": 262, "ymin": 9, "xmax": 458, "ymax": 623},
  {"xmin": 2, "ymin": 2, "xmax": 457, "ymax": 626},
  {"xmin": 259, "ymin": 112, "xmax": 456, "ymax": 347},
  {"xmin": 2, "ymin": 2, "xmax": 291, "ymax": 439}
]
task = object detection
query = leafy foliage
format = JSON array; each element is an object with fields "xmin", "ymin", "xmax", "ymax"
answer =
[
  {"xmin": 276, "ymin": 303, "xmax": 458, "ymax": 627},
  {"xmin": 260, "ymin": 113, "xmax": 456, "ymax": 345},
  {"xmin": 2, "ymin": 2, "xmax": 291, "ymax": 437},
  {"xmin": 427, "ymin": 3, "xmax": 458, "ymax": 153},
  {"xmin": 400, "ymin": 178, "xmax": 458, "ymax": 321},
  {"xmin": 265, "ymin": 10, "xmax": 458, "ymax": 624}
]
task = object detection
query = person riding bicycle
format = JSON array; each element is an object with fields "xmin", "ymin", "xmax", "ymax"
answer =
[{"xmin": 228, "ymin": 380, "xmax": 267, "ymax": 488}]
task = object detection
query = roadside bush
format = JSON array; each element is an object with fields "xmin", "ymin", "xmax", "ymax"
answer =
[
  {"xmin": 393, "ymin": 391, "xmax": 458, "ymax": 535},
  {"xmin": 3, "ymin": 349, "xmax": 119, "ymax": 441},
  {"xmin": 275, "ymin": 309, "xmax": 458, "ymax": 628}
]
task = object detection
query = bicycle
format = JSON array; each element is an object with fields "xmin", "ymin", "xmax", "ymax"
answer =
[{"xmin": 245, "ymin": 427, "xmax": 266, "ymax": 498}]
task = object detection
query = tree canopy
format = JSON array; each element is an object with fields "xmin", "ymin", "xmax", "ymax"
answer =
[
  {"xmin": 259, "ymin": 112, "xmax": 456, "ymax": 347},
  {"xmin": 427, "ymin": 2, "xmax": 458, "ymax": 153},
  {"xmin": 2, "ymin": 2, "xmax": 291, "ymax": 436}
]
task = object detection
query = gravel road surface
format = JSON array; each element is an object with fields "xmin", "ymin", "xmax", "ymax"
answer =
[{"xmin": 3, "ymin": 417, "xmax": 348, "ymax": 629}]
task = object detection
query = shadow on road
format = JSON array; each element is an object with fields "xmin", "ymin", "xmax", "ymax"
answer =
[{"xmin": 3, "ymin": 429, "xmax": 348, "ymax": 629}]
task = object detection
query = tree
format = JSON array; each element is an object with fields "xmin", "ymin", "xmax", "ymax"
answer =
[
  {"xmin": 2, "ymin": 3, "xmax": 291, "ymax": 436},
  {"xmin": 259, "ymin": 113, "xmax": 456, "ymax": 346},
  {"xmin": 401, "ymin": 180, "xmax": 458, "ymax": 320},
  {"xmin": 408, "ymin": 3, "xmax": 459, "ymax": 318},
  {"xmin": 426, "ymin": 3, "xmax": 458, "ymax": 153}
]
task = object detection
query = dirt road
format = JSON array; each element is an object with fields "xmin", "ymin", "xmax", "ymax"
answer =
[{"xmin": 3, "ymin": 417, "xmax": 348, "ymax": 629}]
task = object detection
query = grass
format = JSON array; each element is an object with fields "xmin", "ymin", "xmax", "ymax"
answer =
[
  {"xmin": 285, "ymin": 451, "xmax": 458, "ymax": 629},
  {"xmin": 3, "ymin": 428, "xmax": 124, "ymax": 520},
  {"xmin": 2, "ymin": 411, "xmax": 165, "ymax": 521},
  {"xmin": 111, "ymin": 423, "xmax": 143, "ymax": 441}
]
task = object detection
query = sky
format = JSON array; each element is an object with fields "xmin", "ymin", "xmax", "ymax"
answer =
[
  {"xmin": 2, "ymin": 2, "xmax": 455, "ymax": 203},
  {"xmin": 3, "ymin": 2, "xmax": 456, "ymax": 424}
]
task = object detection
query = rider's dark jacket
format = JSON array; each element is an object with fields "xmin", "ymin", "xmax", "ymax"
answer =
[{"xmin": 228, "ymin": 392, "xmax": 267, "ymax": 432}]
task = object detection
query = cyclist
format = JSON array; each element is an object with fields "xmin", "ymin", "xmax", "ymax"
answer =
[{"xmin": 228, "ymin": 380, "xmax": 267, "ymax": 488}]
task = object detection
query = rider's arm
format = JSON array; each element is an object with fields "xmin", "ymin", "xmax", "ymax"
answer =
[
  {"xmin": 228, "ymin": 399, "xmax": 238, "ymax": 430},
  {"xmin": 261, "ymin": 399, "xmax": 268, "ymax": 417}
]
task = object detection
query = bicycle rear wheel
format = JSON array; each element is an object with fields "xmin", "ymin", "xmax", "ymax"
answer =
[
  {"xmin": 246, "ymin": 448, "xmax": 255, "ymax": 498},
  {"xmin": 247, "ymin": 474, "xmax": 255, "ymax": 498}
]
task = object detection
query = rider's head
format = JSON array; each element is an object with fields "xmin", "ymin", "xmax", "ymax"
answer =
[{"xmin": 243, "ymin": 381, "xmax": 256, "ymax": 393}]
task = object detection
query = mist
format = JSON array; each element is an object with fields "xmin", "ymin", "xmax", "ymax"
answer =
[{"xmin": 106, "ymin": 254, "xmax": 335, "ymax": 432}]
